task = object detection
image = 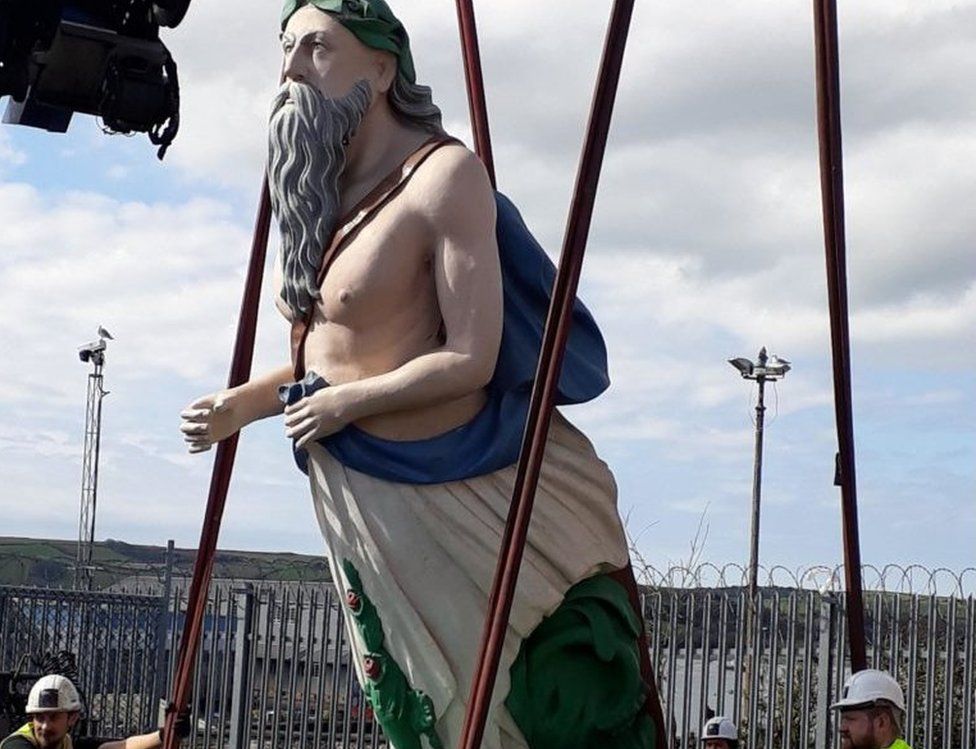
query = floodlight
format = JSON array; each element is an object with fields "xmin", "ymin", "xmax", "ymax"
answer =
[{"xmin": 728, "ymin": 357, "xmax": 753, "ymax": 377}]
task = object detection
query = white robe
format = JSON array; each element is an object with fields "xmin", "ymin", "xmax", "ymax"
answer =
[{"xmin": 306, "ymin": 410, "xmax": 630, "ymax": 749}]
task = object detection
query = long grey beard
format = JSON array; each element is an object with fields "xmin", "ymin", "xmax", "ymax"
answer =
[{"xmin": 268, "ymin": 79, "xmax": 372, "ymax": 319}]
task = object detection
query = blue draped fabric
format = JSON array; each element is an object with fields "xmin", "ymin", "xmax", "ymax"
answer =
[{"xmin": 286, "ymin": 192, "xmax": 609, "ymax": 484}]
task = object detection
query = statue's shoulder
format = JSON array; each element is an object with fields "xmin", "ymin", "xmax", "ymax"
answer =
[
  {"xmin": 413, "ymin": 139, "xmax": 486, "ymax": 187},
  {"xmin": 408, "ymin": 138, "xmax": 495, "ymax": 226}
]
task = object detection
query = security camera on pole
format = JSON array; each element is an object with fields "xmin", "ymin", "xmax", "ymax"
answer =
[
  {"xmin": 75, "ymin": 326, "xmax": 112, "ymax": 591},
  {"xmin": 728, "ymin": 347, "xmax": 791, "ymax": 596}
]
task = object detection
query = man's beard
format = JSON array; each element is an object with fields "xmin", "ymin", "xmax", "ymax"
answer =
[
  {"xmin": 268, "ymin": 79, "xmax": 372, "ymax": 319},
  {"xmin": 840, "ymin": 729, "xmax": 878, "ymax": 749}
]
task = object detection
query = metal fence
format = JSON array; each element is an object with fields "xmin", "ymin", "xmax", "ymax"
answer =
[
  {"xmin": 3, "ymin": 564, "xmax": 975, "ymax": 748},
  {"xmin": 0, "ymin": 585, "xmax": 163, "ymax": 737},
  {"xmin": 641, "ymin": 564, "xmax": 976, "ymax": 749},
  {"xmin": 157, "ymin": 582, "xmax": 383, "ymax": 749}
]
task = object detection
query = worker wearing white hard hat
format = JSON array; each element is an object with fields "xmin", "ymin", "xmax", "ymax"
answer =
[
  {"xmin": 700, "ymin": 716, "xmax": 739, "ymax": 749},
  {"xmin": 830, "ymin": 669, "xmax": 913, "ymax": 749},
  {"xmin": 1, "ymin": 675, "xmax": 188, "ymax": 749}
]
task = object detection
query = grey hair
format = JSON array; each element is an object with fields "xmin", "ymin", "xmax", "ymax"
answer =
[
  {"xmin": 267, "ymin": 79, "xmax": 372, "ymax": 319},
  {"xmin": 388, "ymin": 70, "xmax": 444, "ymax": 134}
]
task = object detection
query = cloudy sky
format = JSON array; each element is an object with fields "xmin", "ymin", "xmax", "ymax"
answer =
[{"xmin": 0, "ymin": 0, "xmax": 972, "ymax": 579}]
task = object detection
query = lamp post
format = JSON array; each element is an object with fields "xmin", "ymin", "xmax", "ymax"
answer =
[{"xmin": 728, "ymin": 347, "xmax": 790, "ymax": 595}]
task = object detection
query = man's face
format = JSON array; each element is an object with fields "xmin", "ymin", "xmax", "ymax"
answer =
[
  {"xmin": 704, "ymin": 740, "xmax": 731, "ymax": 749},
  {"xmin": 31, "ymin": 711, "xmax": 77, "ymax": 748},
  {"xmin": 281, "ymin": 6, "xmax": 383, "ymax": 100},
  {"xmin": 839, "ymin": 709, "xmax": 881, "ymax": 749}
]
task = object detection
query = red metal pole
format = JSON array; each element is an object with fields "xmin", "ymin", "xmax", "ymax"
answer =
[
  {"xmin": 161, "ymin": 179, "xmax": 272, "ymax": 749},
  {"xmin": 453, "ymin": 0, "xmax": 496, "ymax": 187},
  {"xmin": 812, "ymin": 0, "xmax": 868, "ymax": 672},
  {"xmin": 457, "ymin": 1, "xmax": 639, "ymax": 747}
]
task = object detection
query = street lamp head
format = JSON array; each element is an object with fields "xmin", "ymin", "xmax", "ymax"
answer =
[
  {"xmin": 729, "ymin": 349, "xmax": 791, "ymax": 380},
  {"xmin": 728, "ymin": 357, "xmax": 754, "ymax": 377}
]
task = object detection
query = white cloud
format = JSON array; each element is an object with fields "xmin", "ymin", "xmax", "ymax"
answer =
[
  {"xmin": 0, "ymin": 183, "xmax": 288, "ymax": 400},
  {"xmin": 0, "ymin": 130, "xmax": 27, "ymax": 168},
  {"xmin": 0, "ymin": 0, "xmax": 972, "ymax": 571}
]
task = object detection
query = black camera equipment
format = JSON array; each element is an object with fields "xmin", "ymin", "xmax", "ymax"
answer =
[{"xmin": 0, "ymin": 0, "xmax": 192, "ymax": 159}]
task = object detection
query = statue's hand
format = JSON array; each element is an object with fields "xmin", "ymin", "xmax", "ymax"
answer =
[
  {"xmin": 283, "ymin": 386, "xmax": 353, "ymax": 448},
  {"xmin": 180, "ymin": 391, "xmax": 240, "ymax": 453}
]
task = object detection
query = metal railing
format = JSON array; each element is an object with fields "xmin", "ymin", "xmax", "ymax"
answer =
[
  {"xmin": 3, "ymin": 564, "xmax": 975, "ymax": 748},
  {"xmin": 642, "ymin": 565, "xmax": 976, "ymax": 749},
  {"xmin": 0, "ymin": 585, "xmax": 162, "ymax": 737},
  {"xmin": 156, "ymin": 582, "xmax": 384, "ymax": 749}
]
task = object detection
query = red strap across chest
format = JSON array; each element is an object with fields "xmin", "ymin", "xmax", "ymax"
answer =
[{"xmin": 288, "ymin": 134, "xmax": 461, "ymax": 380}]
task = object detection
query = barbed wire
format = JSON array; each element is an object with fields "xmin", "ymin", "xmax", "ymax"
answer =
[{"xmin": 633, "ymin": 561, "xmax": 976, "ymax": 597}]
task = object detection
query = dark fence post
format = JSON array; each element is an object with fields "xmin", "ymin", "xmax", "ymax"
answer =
[
  {"xmin": 228, "ymin": 585, "xmax": 255, "ymax": 749},
  {"xmin": 815, "ymin": 594, "xmax": 837, "ymax": 749},
  {"xmin": 153, "ymin": 540, "xmax": 176, "ymax": 715}
]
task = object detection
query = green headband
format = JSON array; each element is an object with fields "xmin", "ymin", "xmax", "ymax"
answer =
[{"xmin": 280, "ymin": 0, "xmax": 417, "ymax": 84}]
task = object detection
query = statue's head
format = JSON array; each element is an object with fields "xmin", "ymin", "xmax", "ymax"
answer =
[{"xmin": 269, "ymin": 1, "xmax": 443, "ymax": 318}]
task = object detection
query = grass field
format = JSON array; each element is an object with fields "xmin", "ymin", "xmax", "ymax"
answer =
[{"xmin": 0, "ymin": 536, "xmax": 331, "ymax": 588}]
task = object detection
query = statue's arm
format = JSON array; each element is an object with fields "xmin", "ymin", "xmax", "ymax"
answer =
[
  {"xmin": 93, "ymin": 728, "xmax": 165, "ymax": 749},
  {"xmin": 180, "ymin": 364, "xmax": 294, "ymax": 453},
  {"xmin": 283, "ymin": 146, "xmax": 503, "ymax": 448},
  {"xmin": 181, "ymin": 251, "xmax": 298, "ymax": 454}
]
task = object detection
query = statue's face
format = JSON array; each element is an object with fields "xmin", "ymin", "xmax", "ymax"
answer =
[{"xmin": 281, "ymin": 6, "xmax": 381, "ymax": 100}]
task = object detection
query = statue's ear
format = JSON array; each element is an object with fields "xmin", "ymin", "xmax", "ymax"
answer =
[{"xmin": 372, "ymin": 49, "xmax": 397, "ymax": 95}]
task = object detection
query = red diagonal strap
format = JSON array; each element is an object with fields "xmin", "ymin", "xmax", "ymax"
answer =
[{"xmin": 289, "ymin": 134, "xmax": 461, "ymax": 381}]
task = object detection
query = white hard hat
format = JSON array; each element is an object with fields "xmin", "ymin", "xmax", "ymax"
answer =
[
  {"xmin": 26, "ymin": 675, "xmax": 82, "ymax": 714},
  {"xmin": 701, "ymin": 716, "xmax": 737, "ymax": 741},
  {"xmin": 831, "ymin": 669, "xmax": 905, "ymax": 712}
]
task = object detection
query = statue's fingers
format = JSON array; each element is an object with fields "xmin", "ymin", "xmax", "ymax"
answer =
[
  {"xmin": 286, "ymin": 417, "xmax": 315, "ymax": 442},
  {"xmin": 283, "ymin": 397, "xmax": 308, "ymax": 416},
  {"xmin": 180, "ymin": 408, "xmax": 211, "ymax": 422},
  {"xmin": 284, "ymin": 419, "xmax": 305, "ymax": 439},
  {"xmin": 186, "ymin": 441, "xmax": 212, "ymax": 453},
  {"xmin": 180, "ymin": 422, "xmax": 208, "ymax": 436},
  {"xmin": 283, "ymin": 407, "xmax": 307, "ymax": 429},
  {"xmin": 295, "ymin": 420, "xmax": 330, "ymax": 449},
  {"xmin": 188, "ymin": 394, "xmax": 216, "ymax": 410}
]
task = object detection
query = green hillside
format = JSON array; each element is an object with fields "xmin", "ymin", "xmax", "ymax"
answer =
[{"xmin": 0, "ymin": 536, "xmax": 331, "ymax": 589}]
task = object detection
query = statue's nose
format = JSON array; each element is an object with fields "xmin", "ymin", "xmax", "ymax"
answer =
[{"xmin": 282, "ymin": 51, "xmax": 305, "ymax": 85}]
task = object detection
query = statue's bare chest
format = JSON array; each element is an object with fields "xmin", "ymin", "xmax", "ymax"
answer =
[{"xmin": 317, "ymin": 206, "xmax": 432, "ymax": 325}]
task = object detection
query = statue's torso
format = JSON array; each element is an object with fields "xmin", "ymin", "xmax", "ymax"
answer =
[{"xmin": 277, "ymin": 170, "xmax": 487, "ymax": 440}]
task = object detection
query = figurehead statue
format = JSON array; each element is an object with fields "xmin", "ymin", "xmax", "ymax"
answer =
[{"xmin": 182, "ymin": 2, "xmax": 656, "ymax": 746}]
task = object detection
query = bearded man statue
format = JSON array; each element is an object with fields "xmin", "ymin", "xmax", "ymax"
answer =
[{"xmin": 181, "ymin": 2, "xmax": 656, "ymax": 747}]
